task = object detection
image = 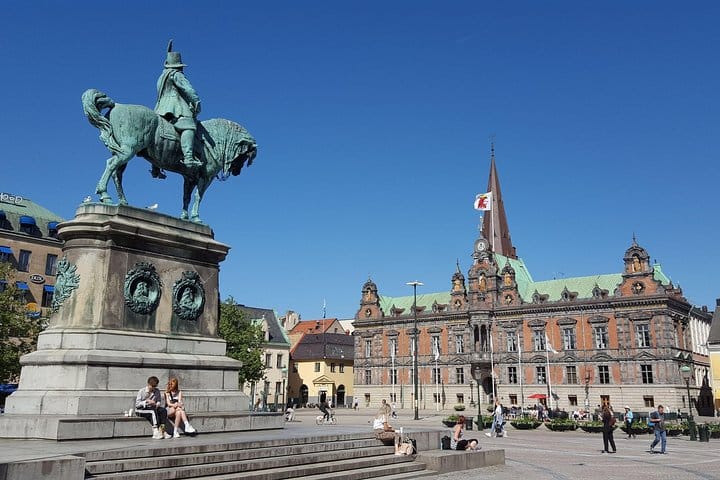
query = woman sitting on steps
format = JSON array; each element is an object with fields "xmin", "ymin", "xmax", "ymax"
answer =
[{"xmin": 165, "ymin": 377, "xmax": 196, "ymax": 438}]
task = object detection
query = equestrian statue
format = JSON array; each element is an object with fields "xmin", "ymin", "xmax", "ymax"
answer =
[{"xmin": 82, "ymin": 41, "xmax": 257, "ymax": 223}]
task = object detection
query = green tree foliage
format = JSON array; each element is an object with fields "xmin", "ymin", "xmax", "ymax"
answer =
[
  {"xmin": 0, "ymin": 262, "xmax": 44, "ymax": 382},
  {"xmin": 218, "ymin": 296, "xmax": 265, "ymax": 385}
]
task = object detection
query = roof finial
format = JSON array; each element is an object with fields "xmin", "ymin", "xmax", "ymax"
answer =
[
  {"xmin": 489, "ymin": 133, "xmax": 496, "ymax": 160},
  {"xmin": 632, "ymin": 232, "xmax": 638, "ymax": 246},
  {"xmin": 456, "ymin": 258, "xmax": 461, "ymax": 273}
]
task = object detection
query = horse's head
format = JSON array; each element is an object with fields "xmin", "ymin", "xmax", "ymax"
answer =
[{"xmin": 227, "ymin": 142, "xmax": 257, "ymax": 177}]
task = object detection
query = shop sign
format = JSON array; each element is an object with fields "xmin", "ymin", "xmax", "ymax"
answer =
[
  {"xmin": 30, "ymin": 274, "xmax": 45, "ymax": 284},
  {"xmin": 0, "ymin": 192, "xmax": 23, "ymax": 205}
]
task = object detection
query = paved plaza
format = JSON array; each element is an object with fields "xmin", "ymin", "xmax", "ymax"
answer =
[{"xmin": 1, "ymin": 407, "xmax": 719, "ymax": 479}]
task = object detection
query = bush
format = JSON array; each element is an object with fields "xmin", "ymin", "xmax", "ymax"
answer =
[
  {"xmin": 510, "ymin": 416, "xmax": 542, "ymax": 430},
  {"xmin": 545, "ymin": 418, "xmax": 577, "ymax": 431},
  {"xmin": 578, "ymin": 421, "xmax": 605, "ymax": 433},
  {"xmin": 453, "ymin": 404, "xmax": 466, "ymax": 411}
]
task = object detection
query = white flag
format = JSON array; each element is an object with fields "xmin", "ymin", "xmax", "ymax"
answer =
[
  {"xmin": 545, "ymin": 334, "xmax": 558, "ymax": 354},
  {"xmin": 473, "ymin": 192, "xmax": 492, "ymax": 211},
  {"xmin": 434, "ymin": 345, "xmax": 440, "ymax": 361}
]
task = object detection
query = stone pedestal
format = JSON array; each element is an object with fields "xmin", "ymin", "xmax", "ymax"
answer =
[{"xmin": 0, "ymin": 204, "xmax": 258, "ymax": 439}]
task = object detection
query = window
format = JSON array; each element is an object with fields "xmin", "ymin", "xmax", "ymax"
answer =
[
  {"xmin": 390, "ymin": 393, "xmax": 397, "ymax": 403},
  {"xmin": 643, "ymin": 395, "xmax": 655, "ymax": 408},
  {"xmin": 506, "ymin": 331, "xmax": 517, "ymax": 352},
  {"xmin": 508, "ymin": 366, "xmax": 517, "ymax": 384},
  {"xmin": 339, "ymin": 364, "xmax": 344, "ymax": 373},
  {"xmin": 566, "ymin": 365, "xmax": 578, "ymax": 384},
  {"xmin": 265, "ymin": 354, "xmax": 272, "ymax": 368},
  {"xmin": 42, "ymin": 288, "xmax": 54, "ymax": 308},
  {"xmin": 594, "ymin": 326, "xmax": 608, "ymax": 349},
  {"xmin": 330, "ymin": 363, "xmax": 336, "ymax": 373},
  {"xmin": 536, "ymin": 366, "xmax": 546, "ymax": 384},
  {"xmin": 641, "ymin": 364, "xmax": 654, "ymax": 384},
  {"xmin": 364, "ymin": 340, "xmax": 372, "ymax": 357},
  {"xmin": 533, "ymin": 331, "xmax": 546, "ymax": 351},
  {"xmin": 562, "ymin": 327, "xmax": 576, "ymax": 350},
  {"xmin": 364, "ymin": 369, "xmax": 372, "ymax": 384},
  {"xmin": 456, "ymin": 393, "xmax": 464, "ymax": 404},
  {"xmin": 390, "ymin": 368, "xmax": 397, "ymax": 385},
  {"xmin": 598, "ymin": 365, "xmax": 610, "ymax": 384},
  {"xmin": 389, "ymin": 338, "xmax": 397, "ymax": 358},
  {"xmin": 45, "ymin": 254, "xmax": 58, "ymax": 276},
  {"xmin": 431, "ymin": 336, "xmax": 441, "ymax": 356},
  {"xmin": 18, "ymin": 250, "xmax": 31, "ymax": 272},
  {"xmin": 292, "ymin": 362, "xmax": 298, "ymax": 373},
  {"xmin": 568, "ymin": 395, "xmax": 578, "ymax": 406},
  {"xmin": 456, "ymin": 367, "xmax": 464, "ymax": 384},
  {"xmin": 314, "ymin": 362, "xmax": 321, "ymax": 373},
  {"xmin": 455, "ymin": 334, "xmax": 464, "ymax": 354},
  {"xmin": 636, "ymin": 324, "xmax": 650, "ymax": 348},
  {"xmin": 276, "ymin": 354, "xmax": 283, "ymax": 369},
  {"xmin": 509, "ymin": 394, "xmax": 518, "ymax": 405},
  {"xmin": 432, "ymin": 367, "xmax": 441, "ymax": 384},
  {"xmin": 600, "ymin": 395, "xmax": 610, "ymax": 407},
  {"xmin": 275, "ymin": 382, "xmax": 282, "ymax": 400}
]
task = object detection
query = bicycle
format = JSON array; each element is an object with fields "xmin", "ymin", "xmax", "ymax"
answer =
[{"xmin": 315, "ymin": 411, "xmax": 337, "ymax": 425}]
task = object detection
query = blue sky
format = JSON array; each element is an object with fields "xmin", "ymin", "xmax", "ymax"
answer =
[{"xmin": 1, "ymin": 1, "xmax": 718, "ymax": 319}]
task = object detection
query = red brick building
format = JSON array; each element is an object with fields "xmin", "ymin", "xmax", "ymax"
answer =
[{"xmin": 352, "ymin": 153, "xmax": 711, "ymax": 416}]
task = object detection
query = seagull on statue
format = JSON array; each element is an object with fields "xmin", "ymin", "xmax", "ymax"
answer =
[
  {"xmin": 83, "ymin": 196, "xmax": 92, "ymax": 203},
  {"xmin": 146, "ymin": 203, "xmax": 159, "ymax": 210}
]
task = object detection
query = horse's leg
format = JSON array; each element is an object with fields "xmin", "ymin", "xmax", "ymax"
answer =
[
  {"xmin": 190, "ymin": 177, "xmax": 212, "ymax": 223},
  {"xmin": 96, "ymin": 154, "xmax": 119, "ymax": 203},
  {"xmin": 181, "ymin": 178, "xmax": 194, "ymax": 220},
  {"xmin": 113, "ymin": 164, "xmax": 129, "ymax": 205},
  {"xmin": 96, "ymin": 149, "xmax": 133, "ymax": 204}
]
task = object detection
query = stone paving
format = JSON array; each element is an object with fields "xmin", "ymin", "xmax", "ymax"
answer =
[{"xmin": 1, "ymin": 407, "xmax": 719, "ymax": 480}]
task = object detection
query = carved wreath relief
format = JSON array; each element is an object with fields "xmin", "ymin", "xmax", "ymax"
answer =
[
  {"xmin": 124, "ymin": 262, "xmax": 162, "ymax": 314},
  {"xmin": 172, "ymin": 271, "xmax": 205, "ymax": 321},
  {"xmin": 51, "ymin": 256, "xmax": 80, "ymax": 313}
]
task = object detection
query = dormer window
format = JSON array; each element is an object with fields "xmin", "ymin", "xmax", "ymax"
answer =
[
  {"xmin": 19, "ymin": 215, "xmax": 36, "ymax": 235},
  {"xmin": 48, "ymin": 221, "xmax": 59, "ymax": 239}
]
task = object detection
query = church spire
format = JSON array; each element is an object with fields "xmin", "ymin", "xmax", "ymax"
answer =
[{"xmin": 481, "ymin": 139, "xmax": 517, "ymax": 259}]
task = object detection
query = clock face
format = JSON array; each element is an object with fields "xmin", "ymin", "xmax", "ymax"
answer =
[{"xmin": 476, "ymin": 241, "xmax": 487, "ymax": 252}]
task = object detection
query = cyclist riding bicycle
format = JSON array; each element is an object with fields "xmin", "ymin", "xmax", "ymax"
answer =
[{"xmin": 318, "ymin": 399, "xmax": 331, "ymax": 422}]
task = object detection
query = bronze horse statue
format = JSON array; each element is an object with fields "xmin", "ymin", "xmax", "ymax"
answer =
[{"xmin": 82, "ymin": 88, "xmax": 257, "ymax": 222}]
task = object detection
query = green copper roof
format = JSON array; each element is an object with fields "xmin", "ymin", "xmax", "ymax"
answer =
[
  {"xmin": 0, "ymin": 196, "xmax": 64, "ymax": 222},
  {"xmin": 378, "ymin": 254, "xmax": 674, "ymax": 311}
]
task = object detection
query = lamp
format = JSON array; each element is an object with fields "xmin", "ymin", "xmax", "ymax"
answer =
[
  {"xmin": 406, "ymin": 281, "xmax": 423, "ymax": 420},
  {"xmin": 680, "ymin": 364, "xmax": 697, "ymax": 441},
  {"xmin": 470, "ymin": 362, "xmax": 484, "ymax": 431}
]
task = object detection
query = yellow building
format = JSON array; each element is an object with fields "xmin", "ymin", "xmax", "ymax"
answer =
[
  {"xmin": 288, "ymin": 331, "xmax": 354, "ymax": 408},
  {"xmin": 708, "ymin": 300, "xmax": 720, "ymax": 412}
]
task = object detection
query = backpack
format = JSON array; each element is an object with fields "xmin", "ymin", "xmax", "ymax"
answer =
[{"xmin": 441, "ymin": 435, "xmax": 451, "ymax": 450}]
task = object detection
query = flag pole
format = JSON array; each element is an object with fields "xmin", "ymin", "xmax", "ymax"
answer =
[
  {"xmin": 545, "ymin": 334, "xmax": 553, "ymax": 410},
  {"xmin": 435, "ymin": 347, "xmax": 440, "ymax": 411},
  {"xmin": 391, "ymin": 347, "xmax": 396, "ymax": 404}
]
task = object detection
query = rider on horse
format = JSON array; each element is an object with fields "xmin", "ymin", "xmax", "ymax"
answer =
[{"xmin": 153, "ymin": 40, "xmax": 202, "ymax": 178}]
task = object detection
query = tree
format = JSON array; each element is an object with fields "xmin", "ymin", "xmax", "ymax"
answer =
[
  {"xmin": 0, "ymin": 262, "xmax": 44, "ymax": 383},
  {"xmin": 218, "ymin": 296, "xmax": 265, "ymax": 386}
]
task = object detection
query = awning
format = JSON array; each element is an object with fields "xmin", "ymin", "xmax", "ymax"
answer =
[
  {"xmin": 15, "ymin": 281, "xmax": 29, "ymax": 290},
  {"xmin": 528, "ymin": 393, "xmax": 547, "ymax": 399},
  {"xmin": 19, "ymin": 215, "xmax": 36, "ymax": 226},
  {"xmin": 44, "ymin": 285, "xmax": 55, "ymax": 292},
  {"xmin": 47, "ymin": 221, "xmax": 59, "ymax": 230},
  {"xmin": 0, "ymin": 246, "xmax": 12, "ymax": 254}
]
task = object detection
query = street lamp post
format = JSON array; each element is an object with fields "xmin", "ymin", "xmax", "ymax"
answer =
[
  {"xmin": 680, "ymin": 364, "xmax": 697, "ymax": 441},
  {"xmin": 471, "ymin": 362, "xmax": 484, "ymax": 431},
  {"xmin": 407, "ymin": 281, "xmax": 423, "ymax": 421}
]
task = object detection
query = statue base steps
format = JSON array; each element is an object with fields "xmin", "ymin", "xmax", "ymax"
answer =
[{"xmin": 0, "ymin": 412, "xmax": 283, "ymax": 440}]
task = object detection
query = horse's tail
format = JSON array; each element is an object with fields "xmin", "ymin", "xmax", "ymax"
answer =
[{"xmin": 82, "ymin": 89, "xmax": 123, "ymax": 154}]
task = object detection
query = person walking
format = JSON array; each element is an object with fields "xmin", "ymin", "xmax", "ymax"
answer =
[
  {"xmin": 649, "ymin": 405, "xmax": 667, "ymax": 454},
  {"xmin": 601, "ymin": 404, "xmax": 617, "ymax": 453},
  {"xmin": 623, "ymin": 406, "xmax": 635, "ymax": 439}
]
